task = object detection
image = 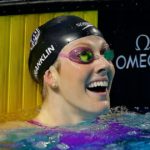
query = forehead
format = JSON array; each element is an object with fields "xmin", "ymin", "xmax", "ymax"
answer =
[{"xmin": 62, "ymin": 35, "xmax": 108, "ymax": 52}]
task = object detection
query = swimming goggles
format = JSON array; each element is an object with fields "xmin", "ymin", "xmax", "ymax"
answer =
[{"xmin": 59, "ymin": 47, "xmax": 114, "ymax": 64}]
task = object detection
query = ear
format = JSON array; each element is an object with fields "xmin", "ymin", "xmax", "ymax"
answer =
[{"xmin": 43, "ymin": 66, "xmax": 58, "ymax": 88}]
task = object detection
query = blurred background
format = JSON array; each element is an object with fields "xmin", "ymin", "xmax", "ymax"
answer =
[{"xmin": 0, "ymin": 0, "xmax": 149, "ymax": 121}]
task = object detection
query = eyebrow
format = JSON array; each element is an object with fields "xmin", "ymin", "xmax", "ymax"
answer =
[
  {"xmin": 103, "ymin": 42, "xmax": 110, "ymax": 49},
  {"xmin": 67, "ymin": 39, "xmax": 110, "ymax": 53}
]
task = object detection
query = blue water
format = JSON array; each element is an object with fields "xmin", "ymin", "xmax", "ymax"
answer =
[{"xmin": 0, "ymin": 108, "xmax": 150, "ymax": 150}]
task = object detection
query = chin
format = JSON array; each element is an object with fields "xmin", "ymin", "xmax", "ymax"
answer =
[
  {"xmin": 96, "ymin": 104, "xmax": 110, "ymax": 115},
  {"xmin": 97, "ymin": 100, "xmax": 110, "ymax": 112},
  {"xmin": 85, "ymin": 101, "xmax": 110, "ymax": 115}
]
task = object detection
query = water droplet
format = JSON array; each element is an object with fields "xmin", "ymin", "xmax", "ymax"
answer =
[
  {"xmin": 127, "ymin": 131, "xmax": 137, "ymax": 135},
  {"xmin": 57, "ymin": 143, "xmax": 70, "ymax": 150},
  {"xmin": 34, "ymin": 141, "xmax": 49, "ymax": 149}
]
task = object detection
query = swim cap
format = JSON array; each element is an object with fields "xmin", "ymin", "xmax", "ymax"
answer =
[{"xmin": 29, "ymin": 15, "xmax": 103, "ymax": 83}]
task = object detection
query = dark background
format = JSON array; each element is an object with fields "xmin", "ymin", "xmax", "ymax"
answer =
[{"xmin": 98, "ymin": 1, "xmax": 150, "ymax": 111}]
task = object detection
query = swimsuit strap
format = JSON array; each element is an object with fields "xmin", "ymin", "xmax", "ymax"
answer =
[{"xmin": 27, "ymin": 120, "xmax": 49, "ymax": 129}]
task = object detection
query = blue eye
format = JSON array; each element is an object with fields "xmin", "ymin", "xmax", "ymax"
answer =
[{"xmin": 103, "ymin": 49, "xmax": 114, "ymax": 61}]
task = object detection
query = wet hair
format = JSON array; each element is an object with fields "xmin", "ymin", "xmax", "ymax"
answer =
[{"xmin": 28, "ymin": 15, "xmax": 103, "ymax": 84}]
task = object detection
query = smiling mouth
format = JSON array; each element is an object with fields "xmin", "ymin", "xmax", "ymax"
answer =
[{"xmin": 86, "ymin": 81, "xmax": 108, "ymax": 93}]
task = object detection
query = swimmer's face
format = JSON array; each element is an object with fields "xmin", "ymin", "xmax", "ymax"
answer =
[{"xmin": 57, "ymin": 35, "xmax": 115, "ymax": 116}]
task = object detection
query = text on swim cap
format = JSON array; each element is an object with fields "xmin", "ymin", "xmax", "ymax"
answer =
[
  {"xmin": 76, "ymin": 22, "xmax": 93, "ymax": 30},
  {"xmin": 30, "ymin": 28, "xmax": 40, "ymax": 50},
  {"xmin": 34, "ymin": 45, "xmax": 55, "ymax": 79}
]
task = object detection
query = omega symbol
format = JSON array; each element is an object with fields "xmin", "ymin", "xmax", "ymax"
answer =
[{"xmin": 135, "ymin": 34, "xmax": 150, "ymax": 51}]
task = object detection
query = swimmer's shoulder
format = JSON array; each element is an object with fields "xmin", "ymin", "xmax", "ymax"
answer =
[{"xmin": 0, "ymin": 120, "xmax": 39, "ymax": 130}]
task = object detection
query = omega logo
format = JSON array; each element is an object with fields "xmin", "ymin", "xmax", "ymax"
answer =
[
  {"xmin": 116, "ymin": 34, "xmax": 150, "ymax": 70},
  {"xmin": 135, "ymin": 34, "xmax": 150, "ymax": 51}
]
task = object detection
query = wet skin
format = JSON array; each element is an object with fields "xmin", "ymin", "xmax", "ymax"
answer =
[{"xmin": 56, "ymin": 35, "xmax": 115, "ymax": 118}]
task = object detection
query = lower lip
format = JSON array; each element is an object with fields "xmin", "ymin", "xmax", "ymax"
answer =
[{"xmin": 87, "ymin": 89, "xmax": 108, "ymax": 99}]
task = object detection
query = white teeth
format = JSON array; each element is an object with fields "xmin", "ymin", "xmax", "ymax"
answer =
[{"xmin": 88, "ymin": 81, "xmax": 108, "ymax": 88}]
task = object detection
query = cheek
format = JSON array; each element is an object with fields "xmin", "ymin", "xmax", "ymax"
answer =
[
  {"xmin": 108, "ymin": 63, "xmax": 115, "ymax": 91},
  {"xmin": 111, "ymin": 63, "xmax": 115, "ymax": 78},
  {"xmin": 60, "ymin": 61, "xmax": 86, "ymax": 77},
  {"xmin": 108, "ymin": 61, "xmax": 115, "ymax": 77},
  {"xmin": 59, "ymin": 61, "xmax": 91, "ymax": 88}
]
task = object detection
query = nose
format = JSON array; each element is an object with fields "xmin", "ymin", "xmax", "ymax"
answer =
[
  {"xmin": 94, "ymin": 55, "xmax": 114, "ymax": 76},
  {"xmin": 97, "ymin": 68, "xmax": 107, "ymax": 76}
]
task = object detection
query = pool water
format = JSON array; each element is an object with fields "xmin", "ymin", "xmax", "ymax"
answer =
[{"xmin": 0, "ymin": 108, "xmax": 150, "ymax": 150}]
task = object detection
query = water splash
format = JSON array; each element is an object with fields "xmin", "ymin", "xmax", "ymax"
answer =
[{"xmin": 0, "ymin": 106, "xmax": 150, "ymax": 149}]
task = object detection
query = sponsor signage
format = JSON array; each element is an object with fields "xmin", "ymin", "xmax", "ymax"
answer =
[{"xmin": 99, "ymin": 9, "xmax": 150, "ymax": 107}]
